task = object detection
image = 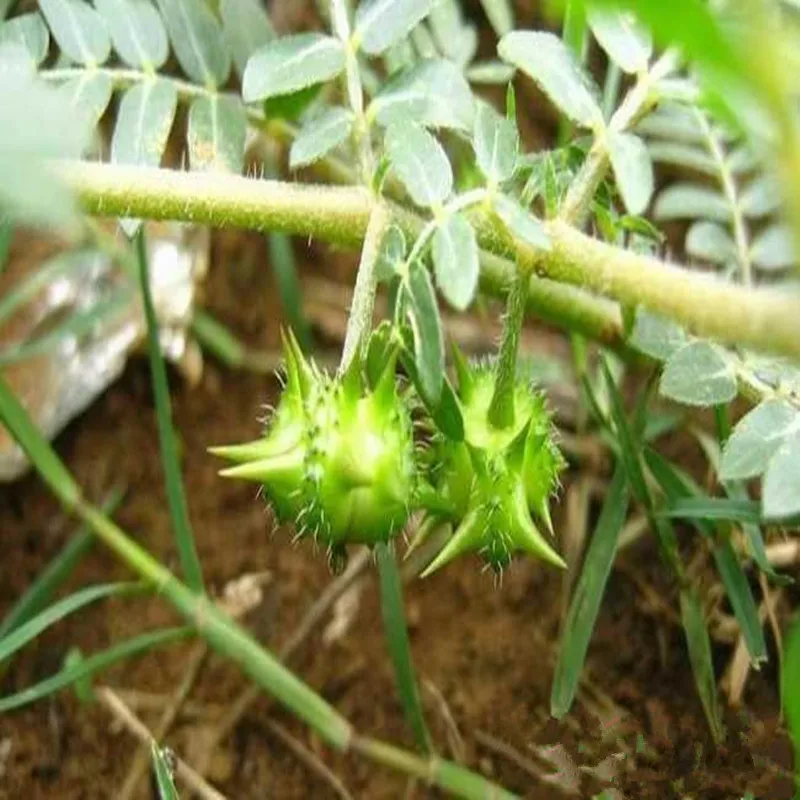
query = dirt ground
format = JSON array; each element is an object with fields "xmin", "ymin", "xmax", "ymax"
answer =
[{"xmin": 0, "ymin": 223, "xmax": 795, "ymax": 800}]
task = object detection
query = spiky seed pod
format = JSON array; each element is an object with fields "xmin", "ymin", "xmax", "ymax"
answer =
[
  {"xmin": 416, "ymin": 350, "xmax": 566, "ymax": 575},
  {"xmin": 211, "ymin": 331, "xmax": 416, "ymax": 552}
]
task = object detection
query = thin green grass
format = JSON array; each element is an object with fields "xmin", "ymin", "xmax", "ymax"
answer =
[{"xmin": 136, "ymin": 230, "xmax": 204, "ymax": 593}]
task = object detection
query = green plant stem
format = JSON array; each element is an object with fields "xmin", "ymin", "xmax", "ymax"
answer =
[
  {"xmin": 694, "ymin": 109, "xmax": 752, "ymax": 285},
  {"xmin": 56, "ymin": 161, "xmax": 800, "ymax": 361},
  {"xmin": 339, "ymin": 202, "xmax": 389, "ymax": 372},
  {"xmin": 488, "ymin": 264, "xmax": 530, "ymax": 429}
]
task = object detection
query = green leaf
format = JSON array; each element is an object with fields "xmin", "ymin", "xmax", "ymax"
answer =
[
  {"xmin": 0, "ymin": 583, "xmax": 135, "ymax": 664},
  {"xmin": 137, "ymin": 232, "xmax": 205, "ymax": 593},
  {"xmin": 404, "ymin": 261, "xmax": 444, "ymax": 403},
  {"xmin": 646, "ymin": 141, "xmax": 717, "ymax": 176},
  {"xmin": 720, "ymin": 399, "xmax": 800, "ymax": 480},
  {"xmin": 385, "ymin": 121, "xmax": 453, "ymax": 208},
  {"xmin": 242, "ymin": 33, "xmax": 344, "ymax": 102},
  {"xmin": 0, "ymin": 13, "xmax": 49, "ymax": 65},
  {"xmin": 111, "ymin": 79, "xmax": 177, "ymax": 168},
  {"xmin": 783, "ymin": 616, "xmax": 800, "ymax": 791},
  {"xmin": 187, "ymin": 93, "xmax": 247, "ymax": 174},
  {"xmin": 763, "ymin": 432, "xmax": 800, "ymax": 521},
  {"xmin": 263, "ymin": 83, "xmax": 323, "ymax": 122},
  {"xmin": 662, "ymin": 496, "xmax": 762, "ymax": 525},
  {"xmin": 57, "ymin": 71, "xmax": 114, "ymax": 134},
  {"xmin": 653, "ymin": 183, "xmax": 731, "ymax": 222},
  {"xmin": 685, "ymin": 220, "xmax": 736, "ymax": 265},
  {"xmin": 478, "ymin": 0, "xmax": 513, "ymax": 36},
  {"xmin": 94, "ymin": 0, "xmax": 168, "ymax": 69},
  {"xmin": 740, "ymin": 175, "xmax": 780, "ymax": 218},
  {"xmin": 498, "ymin": 31, "xmax": 601, "ymax": 127},
  {"xmin": 220, "ymin": 0, "xmax": 274, "ymax": 79},
  {"xmin": 551, "ymin": 465, "xmax": 629, "ymax": 718},
  {"xmin": 466, "ymin": 61, "xmax": 515, "ymax": 85},
  {"xmin": 376, "ymin": 542, "xmax": 431, "ymax": 752},
  {"xmin": 369, "ymin": 59, "xmax": 474, "ymax": 133},
  {"xmin": 432, "ymin": 212, "xmax": 479, "ymax": 311},
  {"xmin": 628, "ymin": 308, "xmax": 689, "ymax": 361},
  {"xmin": 607, "ymin": 131, "xmax": 654, "ymax": 215},
  {"xmin": 111, "ymin": 79, "xmax": 177, "ymax": 234},
  {"xmin": 354, "ymin": 0, "xmax": 434, "ymax": 56},
  {"xmin": 750, "ymin": 224, "xmax": 796, "ymax": 271},
  {"xmin": 679, "ymin": 588, "xmax": 724, "ymax": 743},
  {"xmin": 289, "ymin": 106, "xmax": 354, "ymax": 170},
  {"xmin": 152, "ymin": 744, "xmax": 180, "ymax": 800},
  {"xmin": 587, "ymin": 6, "xmax": 652, "ymax": 74},
  {"xmin": 636, "ymin": 103, "xmax": 703, "ymax": 145},
  {"xmin": 427, "ymin": 0, "xmax": 477, "ymax": 67},
  {"xmin": 374, "ymin": 225, "xmax": 406, "ymax": 283},
  {"xmin": 660, "ymin": 342, "xmax": 737, "ymax": 407},
  {"xmin": 0, "ymin": 626, "xmax": 192, "ymax": 712},
  {"xmin": 492, "ymin": 194, "xmax": 551, "ymax": 250},
  {"xmin": 154, "ymin": 0, "xmax": 230, "ymax": 86},
  {"xmin": 0, "ymin": 367, "xmax": 82, "ymax": 508},
  {"xmin": 473, "ymin": 101, "xmax": 518, "ymax": 184},
  {"xmin": 39, "ymin": 0, "xmax": 111, "ymax": 65}
]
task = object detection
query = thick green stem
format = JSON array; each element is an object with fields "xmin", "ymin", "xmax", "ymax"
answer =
[
  {"xmin": 488, "ymin": 265, "xmax": 530, "ymax": 430},
  {"xmin": 56, "ymin": 161, "xmax": 800, "ymax": 360}
]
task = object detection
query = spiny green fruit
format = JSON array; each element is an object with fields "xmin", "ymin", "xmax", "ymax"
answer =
[
  {"xmin": 210, "ymin": 331, "xmax": 416, "ymax": 558},
  {"xmin": 416, "ymin": 349, "xmax": 566, "ymax": 574}
]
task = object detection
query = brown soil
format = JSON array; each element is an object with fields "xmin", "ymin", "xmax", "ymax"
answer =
[{"xmin": 0, "ymin": 227, "xmax": 795, "ymax": 800}]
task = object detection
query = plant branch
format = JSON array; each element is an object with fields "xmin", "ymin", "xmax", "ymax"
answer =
[{"xmin": 56, "ymin": 161, "xmax": 800, "ymax": 360}]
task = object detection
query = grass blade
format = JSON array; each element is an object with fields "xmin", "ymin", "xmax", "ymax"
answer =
[
  {"xmin": 268, "ymin": 231, "xmax": 313, "ymax": 353},
  {"xmin": 551, "ymin": 464, "xmax": 630, "ymax": 718},
  {"xmin": 136, "ymin": 230, "xmax": 204, "ymax": 593},
  {"xmin": 662, "ymin": 497, "xmax": 763, "ymax": 524},
  {"xmin": 191, "ymin": 309, "xmax": 275, "ymax": 373},
  {"xmin": 645, "ymin": 449, "xmax": 767, "ymax": 666},
  {"xmin": 783, "ymin": 615, "xmax": 800, "ymax": 795},
  {"xmin": 152, "ymin": 742, "xmax": 180, "ymax": 800},
  {"xmin": 0, "ymin": 582, "xmax": 138, "ymax": 664},
  {"xmin": 679, "ymin": 588, "xmax": 724, "ymax": 744},
  {"xmin": 0, "ymin": 488, "xmax": 123, "ymax": 641},
  {"xmin": 375, "ymin": 542, "xmax": 431, "ymax": 752},
  {"xmin": 0, "ymin": 626, "xmax": 192, "ymax": 712}
]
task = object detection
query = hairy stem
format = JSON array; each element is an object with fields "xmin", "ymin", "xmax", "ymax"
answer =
[
  {"xmin": 488, "ymin": 264, "xmax": 529, "ymax": 429},
  {"xmin": 56, "ymin": 161, "xmax": 800, "ymax": 360}
]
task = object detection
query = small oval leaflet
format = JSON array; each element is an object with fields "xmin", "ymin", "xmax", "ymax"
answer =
[
  {"xmin": 498, "ymin": 30, "xmax": 601, "ymax": 128},
  {"xmin": 221, "ymin": 0, "xmax": 275, "ymax": 79},
  {"xmin": 473, "ymin": 102, "xmax": 518, "ymax": 185},
  {"xmin": 354, "ymin": 0, "xmax": 435, "ymax": 56},
  {"xmin": 763, "ymin": 432, "xmax": 800, "ymax": 520},
  {"xmin": 587, "ymin": 7, "xmax": 652, "ymax": 74},
  {"xmin": 187, "ymin": 94, "xmax": 247, "ymax": 174},
  {"xmin": 385, "ymin": 121, "xmax": 453, "ymax": 209},
  {"xmin": 432, "ymin": 212, "xmax": 479, "ymax": 311},
  {"xmin": 154, "ymin": 0, "xmax": 230, "ymax": 87},
  {"xmin": 243, "ymin": 33, "xmax": 345, "ymax": 103},
  {"xmin": 94, "ymin": 0, "xmax": 169, "ymax": 70},
  {"xmin": 653, "ymin": 183, "xmax": 731, "ymax": 223},
  {"xmin": 0, "ymin": 13, "xmax": 49, "ymax": 66},
  {"xmin": 607, "ymin": 131, "xmax": 654, "ymax": 216},
  {"xmin": 290, "ymin": 106, "xmax": 354, "ymax": 170},
  {"xmin": 720, "ymin": 399, "xmax": 800, "ymax": 481},
  {"xmin": 629, "ymin": 308, "xmax": 690, "ymax": 361},
  {"xmin": 686, "ymin": 220, "xmax": 736, "ymax": 265},
  {"xmin": 39, "ymin": 0, "xmax": 111, "ymax": 66},
  {"xmin": 660, "ymin": 341, "xmax": 737, "ymax": 407},
  {"xmin": 369, "ymin": 58, "xmax": 474, "ymax": 132},
  {"xmin": 750, "ymin": 224, "xmax": 796, "ymax": 271}
]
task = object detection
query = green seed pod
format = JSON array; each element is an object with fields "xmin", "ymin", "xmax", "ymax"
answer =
[
  {"xmin": 417, "ymin": 350, "xmax": 566, "ymax": 574},
  {"xmin": 211, "ymin": 331, "xmax": 416, "ymax": 554}
]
